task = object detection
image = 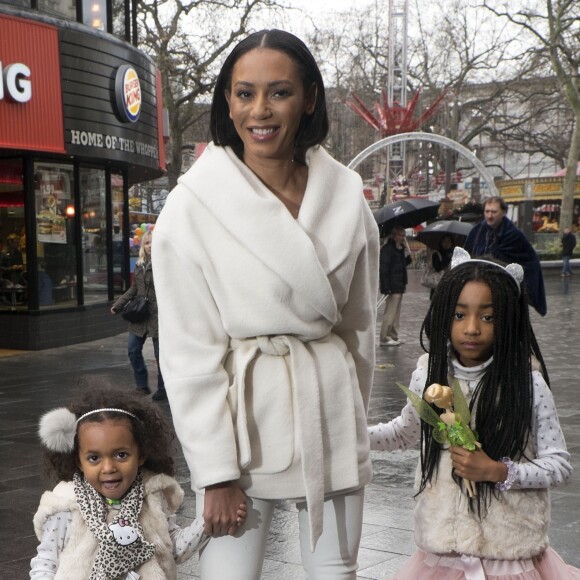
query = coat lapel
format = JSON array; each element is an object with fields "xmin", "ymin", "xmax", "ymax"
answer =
[{"xmin": 179, "ymin": 144, "xmax": 338, "ymax": 324}]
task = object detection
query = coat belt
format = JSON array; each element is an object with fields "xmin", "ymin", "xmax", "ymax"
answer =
[{"xmin": 229, "ymin": 335, "xmax": 327, "ymax": 551}]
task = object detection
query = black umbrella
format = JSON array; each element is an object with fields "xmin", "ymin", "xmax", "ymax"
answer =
[
  {"xmin": 373, "ymin": 199, "xmax": 440, "ymax": 237},
  {"xmin": 416, "ymin": 220, "xmax": 474, "ymax": 250}
]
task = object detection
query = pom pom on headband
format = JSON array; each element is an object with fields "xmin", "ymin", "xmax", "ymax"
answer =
[
  {"xmin": 451, "ymin": 247, "xmax": 524, "ymax": 293},
  {"xmin": 39, "ymin": 407, "xmax": 77, "ymax": 453},
  {"xmin": 39, "ymin": 407, "xmax": 138, "ymax": 453}
]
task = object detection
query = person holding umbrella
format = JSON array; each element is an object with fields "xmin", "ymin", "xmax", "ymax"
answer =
[{"xmin": 379, "ymin": 226, "xmax": 412, "ymax": 346}]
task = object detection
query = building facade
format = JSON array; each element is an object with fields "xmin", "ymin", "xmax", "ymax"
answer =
[{"xmin": 0, "ymin": 0, "xmax": 166, "ymax": 349}]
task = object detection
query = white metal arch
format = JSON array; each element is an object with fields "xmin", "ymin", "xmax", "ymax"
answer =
[{"xmin": 347, "ymin": 131, "xmax": 499, "ymax": 197}]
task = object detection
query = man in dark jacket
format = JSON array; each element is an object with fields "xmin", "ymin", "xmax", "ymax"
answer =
[
  {"xmin": 379, "ymin": 226, "xmax": 412, "ymax": 346},
  {"xmin": 561, "ymin": 227, "xmax": 577, "ymax": 277},
  {"xmin": 464, "ymin": 196, "xmax": 547, "ymax": 316}
]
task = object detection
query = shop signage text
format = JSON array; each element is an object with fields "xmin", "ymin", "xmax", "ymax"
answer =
[
  {"xmin": 0, "ymin": 61, "xmax": 31, "ymax": 103},
  {"xmin": 70, "ymin": 129, "xmax": 158, "ymax": 159}
]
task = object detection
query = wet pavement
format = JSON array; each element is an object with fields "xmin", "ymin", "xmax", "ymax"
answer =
[{"xmin": 0, "ymin": 268, "xmax": 579, "ymax": 579}]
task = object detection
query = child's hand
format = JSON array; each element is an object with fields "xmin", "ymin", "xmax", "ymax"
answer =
[
  {"xmin": 450, "ymin": 446, "xmax": 507, "ymax": 483},
  {"xmin": 236, "ymin": 502, "xmax": 248, "ymax": 529}
]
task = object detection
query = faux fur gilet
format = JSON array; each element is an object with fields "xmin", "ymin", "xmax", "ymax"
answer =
[
  {"xmin": 413, "ymin": 354, "xmax": 550, "ymax": 560},
  {"xmin": 33, "ymin": 471, "xmax": 184, "ymax": 579}
]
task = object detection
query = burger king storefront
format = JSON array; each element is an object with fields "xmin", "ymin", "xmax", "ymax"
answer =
[{"xmin": 0, "ymin": 7, "xmax": 165, "ymax": 349}]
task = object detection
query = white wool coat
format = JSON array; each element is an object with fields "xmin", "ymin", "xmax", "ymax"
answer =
[
  {"xmin": 153, "ymin": 144, "xmax": 379, "ymax": 543},
  {"xmin": 32, "ymin": 472, "xmax": 184, "ymax": 579}
]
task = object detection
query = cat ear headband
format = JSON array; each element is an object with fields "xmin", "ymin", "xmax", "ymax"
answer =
[
  {"xmin": 39, "ymin": 407, "xmax": 137, "ymax": 453},
  {"xmin": 451, "ymin": 247, "xmax": 524, "ymax": 294}
]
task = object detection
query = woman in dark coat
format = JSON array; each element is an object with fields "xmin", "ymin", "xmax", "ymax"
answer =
[
  {"xmin": 111, "ymin": 229, "xmax": 166, "ymax": 401},
  {"xmin": 379, "ymin": 226, "xmax": 412, "ymax": 346}
]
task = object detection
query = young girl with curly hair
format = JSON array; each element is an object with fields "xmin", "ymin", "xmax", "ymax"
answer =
[
  {"xmin": 369, "ymin": 248, "xmax": 579, "ymax": 579},
  {"xmin": 30, "ymin": 388, "xmax": 246, "ymax": 579}
]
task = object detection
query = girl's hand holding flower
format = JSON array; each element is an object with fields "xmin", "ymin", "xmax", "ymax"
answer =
[
  {"xmin": 450, "ymin": 446, "xmax": 509, "ymax": 484},
  {"xmin": 397, "ymin": 380, "xmax": 482, "ymax": 497}
]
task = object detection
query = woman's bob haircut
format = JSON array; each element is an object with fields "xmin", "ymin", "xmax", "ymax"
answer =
[{"xmin": 210, "ymin": 29, "xmax": 329, "ymax": 160}]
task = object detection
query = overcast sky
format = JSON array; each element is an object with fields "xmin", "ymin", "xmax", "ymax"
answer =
[{"xmin": 268, "ymin": 0, "xmax": 379, "ymax": 36}]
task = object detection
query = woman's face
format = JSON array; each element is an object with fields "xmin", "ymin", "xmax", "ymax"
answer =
[
  {"xmin": 143, "ymin": 235, "xmax": 152, "ymax": 257},
  {"xmin": 225, "ymin": 48, "xmax": 316, "ymax": 164}
]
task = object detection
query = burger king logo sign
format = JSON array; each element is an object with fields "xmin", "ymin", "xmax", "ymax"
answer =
[{"xmin": 114, "ymin": 65, "xmax": 142, "ymax": 123}]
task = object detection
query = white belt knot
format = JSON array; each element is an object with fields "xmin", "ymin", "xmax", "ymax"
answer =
[{"xmin": 255, "ymin": 335, "xmax": 290, "ymax": 356}]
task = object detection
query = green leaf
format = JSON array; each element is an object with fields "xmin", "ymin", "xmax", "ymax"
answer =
[
  {"xmin": 451, "ymin": 378, "xmax": 471, "ymax": 426},
  {"xmin": 396, "ymin": 382, "xmax": 441, "ymax": 429}
]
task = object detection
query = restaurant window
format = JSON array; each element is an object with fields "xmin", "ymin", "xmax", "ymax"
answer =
[
  {"xmin": 37, "ymin": 0, "xmax": 76, "ymax": 21},
  {"xmin": 83, "ymin": 0, "xmax": 107, "ymax": 31},
  {"xmin": 0, "ymin": 158, "xmax": 25, "ymax": 310},
  {"xmin": 111, "ymin": 0, "xmax": 128, "ymax": 41},
  {"xmin": 111, "ymin": 172, "xmax": 126, "ymax": 295},
  {"xmin": 34, "ymin": 162, "xmax": 77, "ymax": 309},
  {"xmin": 80, "ymin": 167, "xmax": 108, "ymax": 304}
]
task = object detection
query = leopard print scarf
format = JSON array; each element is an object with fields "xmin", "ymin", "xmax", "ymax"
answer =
[{"xmin": 73, "ymin": 472, "xmax": 155, "ymax": 580}]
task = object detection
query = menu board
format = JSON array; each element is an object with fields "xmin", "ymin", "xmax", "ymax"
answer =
[{"xmin": 34, "ymin": 165, "xmax": 73, "ymax": 245}]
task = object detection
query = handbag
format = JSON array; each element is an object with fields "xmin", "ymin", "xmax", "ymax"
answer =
[
  {"xmin": 121, "ymin": 295, "xmax": 149, "ymax": 323},
  {"xmin": 421, "ymin": 250, "xmax": 445, "ymax": 289},
  {"xmin": 121, "ymin": 269, "xmax": 150, "ymax": 323}
]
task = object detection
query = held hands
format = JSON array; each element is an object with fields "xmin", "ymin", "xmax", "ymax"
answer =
[
  {"xmin": 203, "ymin": 481, "xmax": 247, "ymax": 537},
  {"xmin": 449, "ymin": 446, "xmax": 508, "ymax": 484}
]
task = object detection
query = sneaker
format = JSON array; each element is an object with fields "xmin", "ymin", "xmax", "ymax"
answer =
[
  {"xmin": 152, "ymin": 390, "xmax": 168, "ymax": 401},
  {"xmin": 380, "ymin": 339, "xmax": 400, "ymax": 346}
]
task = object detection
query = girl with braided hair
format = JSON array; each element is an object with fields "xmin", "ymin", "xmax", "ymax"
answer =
[
  {"xmin": 30, "ymin": 388, "xmax": 246, "ymax": 579},
  {"xmin": 368, "ymin": 247, "xmax": 579, "ymax": 579}
]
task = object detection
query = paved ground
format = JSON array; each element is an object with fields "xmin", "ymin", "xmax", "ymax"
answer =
[{"xmin": 1, "ymin": 268, "xmax": 579, "ymax": 579}]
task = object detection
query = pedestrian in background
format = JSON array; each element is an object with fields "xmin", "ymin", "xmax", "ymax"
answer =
[
  {"xmin": 112, "ymin": 229, "xmax": 167, "ymax": 401},
  {"xmin": 464, "ymin": 196, "xmax": 547, "ymax": 315},
  {"xmin": 379, "ymin": 225, "xmax": 412, "ymax": 346},
  {"xmin": 153, "ymin": 29, "xmax": 378, "ymax": 580},
  {"xmin": 428, "ymin": 233, "xmax": 455, "ymax": 300},
  {"xmin": 561, "ymin": 227, "xmax": 576, "ymax": 277}
]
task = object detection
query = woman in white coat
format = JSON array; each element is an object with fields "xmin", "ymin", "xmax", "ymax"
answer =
[{"xmin": 153, "ymin": 29, "xmax": 379, "ymax": 579}]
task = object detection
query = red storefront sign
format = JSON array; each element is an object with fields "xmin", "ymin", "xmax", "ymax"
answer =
[{"xmin": 0, "ymin": 14, "xmax": 64, "ymax": 153}]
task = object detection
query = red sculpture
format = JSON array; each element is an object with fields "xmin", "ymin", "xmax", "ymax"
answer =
[{"xmin": 346, "ymin": 88, "xmax": 448, "ymax": 137}]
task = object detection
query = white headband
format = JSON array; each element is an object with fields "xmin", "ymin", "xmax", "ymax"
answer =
[
  {"xmin": 76, "ymin": 408, "xmax": 137, "ymax": 424},
  {"xmin": 451, "ymin": 247, "xmax": 524, "ymax": 294},
  {"xmin": 39, "ymin": 407, "xmax": 137, "ymax": 453}
]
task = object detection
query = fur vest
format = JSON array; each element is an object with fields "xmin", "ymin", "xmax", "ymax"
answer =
[
  {"xmin": 33, "ymin": 471, "xmax": 184, "ymax": 579},
  {"xmin": 413, "ymin": 354, "xmax": 550, "ymax": 560}
]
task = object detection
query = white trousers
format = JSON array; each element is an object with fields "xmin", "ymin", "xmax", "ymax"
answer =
[{"xmin": 195, "ymin": 488, "xmax": 365, "ymax": 580}]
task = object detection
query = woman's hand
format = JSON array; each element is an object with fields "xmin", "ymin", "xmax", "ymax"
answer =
[
  {"xmin": 450, "ymin": 446, "xmax": 507, "ymax": 483},
  {"xmin": 203, "ymin": 481, "xmax": 247, "ymax": 537}
]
